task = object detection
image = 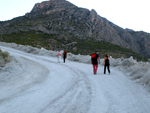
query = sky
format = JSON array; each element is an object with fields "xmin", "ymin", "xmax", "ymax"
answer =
[{"xmin": 0, "ymin": 0, "xmax": 150, "ymax": 33}]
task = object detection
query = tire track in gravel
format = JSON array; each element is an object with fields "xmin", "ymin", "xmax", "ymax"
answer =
[
  {"xmin": 33, "ymin": 58, "xmax": 92, "ymax": 113},
  {"xmin": 57, "ymin": 67, "xmax": 92, "ymax": 113}
]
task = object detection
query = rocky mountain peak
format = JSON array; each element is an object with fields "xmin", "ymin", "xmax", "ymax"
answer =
[
  {"xmin": 1, "ymin": 0, "xmax": 150, "ymax": 58},
  {"xmin": 31, "ymin": 0, "xmax": 65, "ymax": 12},
  {"xmin": 28, "ymin": 0, "xmax": 76, "ymax": 17}
]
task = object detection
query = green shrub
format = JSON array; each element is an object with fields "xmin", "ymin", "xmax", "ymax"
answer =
[
  {"xmin": 2, "ymin": 51, "xmax": 9, "ymax": 58},
  {"xmin": 4, "ymin": 57, "xmax": 10, "ymax": 62},
  {"xmin": 0, "ymin": 49, "xmax": 10, "ymax": 64}
]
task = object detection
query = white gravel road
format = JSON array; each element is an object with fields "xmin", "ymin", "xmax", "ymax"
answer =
[{"xmin": 0, "ymin": 46, "xmax": 150, "ymax": 113}]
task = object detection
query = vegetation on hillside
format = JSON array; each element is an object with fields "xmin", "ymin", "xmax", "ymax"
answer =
[{"xmin": 0, "ymin": 31, "xmax": 148, "ymax": 61}]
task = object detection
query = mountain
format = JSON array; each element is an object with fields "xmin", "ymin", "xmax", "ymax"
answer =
[{"xmin": 0, "ymin": 0, "xmax": 150, "ymax": 58}]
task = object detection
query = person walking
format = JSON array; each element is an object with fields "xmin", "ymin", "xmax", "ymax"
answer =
[
  {"xmin": 57, "ymin": 50, "xmax": 62, "ymax": 63},
  {"xmin": 103, "ymin": 54, "xmax": 110, "ymax": 74},
  {"xmin": 63, "ymin": 50, "xmax": 67, "ymax": 63},
  {"xmin": 91, "ymin": 51, "xmax": 100, "ymax": 74}
]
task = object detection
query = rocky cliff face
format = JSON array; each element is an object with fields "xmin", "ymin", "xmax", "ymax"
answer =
[
  {"xmin": 130, "ymin": 31, "xmax": 150, "ymax": 57},
  {"xmin": 0, "ymin": 0, "xmax": 150, "ymax": 57}
]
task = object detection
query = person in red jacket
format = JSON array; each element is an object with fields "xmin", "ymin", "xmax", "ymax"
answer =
[
  {"xmin": 63, "ymin": 50, "xmax": 67, "ymax": 63},
  {"xmin": 91, "ymin": 51, "xmax": 100, "ymax": 74}
]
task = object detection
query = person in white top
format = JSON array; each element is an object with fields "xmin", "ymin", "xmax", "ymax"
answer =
[{"xmin": 57, "ymin": 50, "xmax": 62, "ymax": 63}]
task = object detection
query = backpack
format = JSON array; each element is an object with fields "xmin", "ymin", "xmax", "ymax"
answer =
[
  {"xmin": 58, "ymin": 52, "xmax": 61, "ymax": 56},
  {"xmin": 91, "ymin": 53, "xmax": 96, "ymax": 58}
]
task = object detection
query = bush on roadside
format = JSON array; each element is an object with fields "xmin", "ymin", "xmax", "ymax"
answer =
[{"xmin": 0, "ymin": 49, "xmax": 11, "ymax": 66}]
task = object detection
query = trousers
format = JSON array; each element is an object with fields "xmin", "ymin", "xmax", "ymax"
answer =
[
  {"xmin": 93, "ymin": 64, "xmax": 98, "ymax": 74},
  {"xmin": 104, "ymin": 64, "xmax": 110, "ymax": 74}
]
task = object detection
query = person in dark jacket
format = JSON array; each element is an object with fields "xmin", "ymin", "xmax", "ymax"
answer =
[
  {"xmin": 63, "ymin": 50, "xmax": 67, "ymax": 63},
  {"xmin": 91, "ymin": 51, "xmax": 100, "ymax": 74},
  {"xmin": 103, "ymin": 54, "xmax": 110, "ymax": 74}
]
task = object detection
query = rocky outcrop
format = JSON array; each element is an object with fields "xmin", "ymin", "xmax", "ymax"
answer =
[
  {"xmin": 129, "ymin": 31, "xmax": 150, "ymax": 58},
  {"xmin": 28, "ymin": 0, "xmax": 76, "ymax": 17}
]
